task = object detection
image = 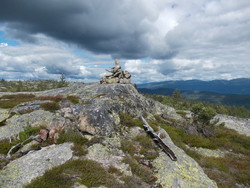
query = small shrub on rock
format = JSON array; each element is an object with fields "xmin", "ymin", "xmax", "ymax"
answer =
[{"xmin": 40, "ymin": 102, "xmax": 60, "ymax": 112}]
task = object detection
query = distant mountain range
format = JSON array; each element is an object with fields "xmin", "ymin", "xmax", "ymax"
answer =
[
  {"xmin": 137, "ymin": 78, "xmax": 250, "ymax": 108},
  {"xmin": 138, "ymin": 78, "xmax": 250, "ymax": 95}
]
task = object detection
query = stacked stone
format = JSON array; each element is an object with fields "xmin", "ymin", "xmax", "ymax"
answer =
[{"xmin": 100, "ymin": 59, "xmax": 131, "ymax": 84}]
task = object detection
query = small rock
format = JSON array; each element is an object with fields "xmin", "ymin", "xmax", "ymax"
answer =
[
  {"xmin": 78, "ymin": 116, "xmax": 97, "ymax": 135},
  {"xmin": 39, "ymin": 129, "xmax": 49, "ymax": 141}
]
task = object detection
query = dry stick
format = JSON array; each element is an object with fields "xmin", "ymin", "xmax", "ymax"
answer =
[
  {"xmin": 7, "ymin": 135, "xmax": 41, "ymax": 158},
  {"xmin": 141, "ymin": 116, "xmax": 177, "ymax": 161}
]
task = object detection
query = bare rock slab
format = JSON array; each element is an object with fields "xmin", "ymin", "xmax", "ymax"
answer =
[
  {"xmin": 152, "ymin": 129, "xmax": 217, "ymax": 188},
  {"xmin": 214, "ymin": 114, "xmax": 250, "ymax": 136},
  {"xmin": 0, "ymin": 142, "xmax": 73, "ymax": 188}
]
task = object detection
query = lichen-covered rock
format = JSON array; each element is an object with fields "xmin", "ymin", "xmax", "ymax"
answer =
[
  {"xmin": 0, "ymin": 110, "xmax": 66, "ymax": 141},
  {"xmin": 152, "ymin": 129, "xmax": 217, "ymax": 188},
  {"xmin": 213, "ymin": 114, "xmax": 250, "ymax": 136},
  {"xmin": 9, "ymin": 100, "xmax": 51, "ymax": 115},
  {"xmin": 0, "ymin": 108, "xmax": 9, "ymax": 122},
  {"xmin": 0, "ymin": 142, "xmax": 73, "ymax": 188},
  {"xmin": 40, "ymin": 83, "xmax": 182, "ymax": 136},
  {"xmin": 86, "ymin": 137, "xmax": 132, "ymax": 176}
]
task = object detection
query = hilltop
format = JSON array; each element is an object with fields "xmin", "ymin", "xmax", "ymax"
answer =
[{"xmin": 0, "ymin": 82, "xmax": 249, "ymax": 188}]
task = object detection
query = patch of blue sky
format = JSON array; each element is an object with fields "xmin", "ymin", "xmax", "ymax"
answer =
[
  {"xmin": 73, "ymin": 49, "xmax": 111, "ymax": 61},
  {"xmin": 0, "ymin": 31, "xmax": 19, "ymax": 46},
  {"xmin": 141, "ymin": 57, "xmax": 152, "ymax": 62}
]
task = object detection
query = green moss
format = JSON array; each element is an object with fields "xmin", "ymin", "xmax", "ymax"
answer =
[
  {"xmin": 40, "ymin": 102, "xmax": 60, "ymax": 112},
  {"xmin": 25, "ymin": 159, "xmax": 123, "ymax": 188},
  {"xmin": 66, "ymin": 95, "xmax": 80, "ymax": 104}
]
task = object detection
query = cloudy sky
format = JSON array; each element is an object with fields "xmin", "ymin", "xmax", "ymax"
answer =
[{"xmin": 0, "ymin": 0, "xmax": 249, "ymax": 83}]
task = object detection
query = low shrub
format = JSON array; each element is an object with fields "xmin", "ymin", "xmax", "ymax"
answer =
[
  {"xmin": 25, "ymin": 159, "xmax": 123, "ymax": 188},
  {"xmin": 57, "ymin": 130, "xmax": 89, "ymax": 145},
  {"xmin": 40, "ymin": 102, "xmax": 60, "ymax": 112}
]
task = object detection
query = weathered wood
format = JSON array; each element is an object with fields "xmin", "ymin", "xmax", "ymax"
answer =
[
  {"xmin": 141, "ymin": 116, "xmax": 177, "ymax": 161},
  {"xmin": 7, "ymin": 135, "xmax": 41, "ymax": 158}
]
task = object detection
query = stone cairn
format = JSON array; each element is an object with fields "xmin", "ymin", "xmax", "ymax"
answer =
[{"xmin": 100, "ymin": 59, "xmax": 132, "ymax": 84}]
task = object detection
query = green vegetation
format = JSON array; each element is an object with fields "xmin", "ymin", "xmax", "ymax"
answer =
[
  {"xmin": 66, "ymin": 95, "xmax": 80, "ymax": 104},
  {"xmin": 145, "ymin": 93, "xmax": 250, "ymax": 118},
  {"xmin": 134, "ymin": 135, "xmax": 159, "ymax": 160},
  {"xmin": 119, "ymin": 113, "xmax": 143, "ymax": 128},
  {"xmin": 0, "ymin": 94, "xmax": 36, "ymax": 108},
  {"xmin": 0, "ymin": 126, "xmax": 41, "ymax": 155},
  {"xmin": 0, "ymin": 94, "xmax": 64, "ymax": 109},
  {"xmin": 157, "ymin": 120, "xmax": 250, "ymax": 187},
  {"xmin": 40, "ymin": 102, "xmax": 60, "ymax": 112},
  {"xmin": 25, "ymin": 159, "xmax": 123, "ymax": 188},
  {"xmin": 191, "ymin": 103, "xmax": 216, "ymax": 124},
  {"xmin": 120, "ymin": 139, "xmax": 136, "ymax": 155},
  {"xmin": 0, "ymin": 80, "xmax": 69, "ymax": 92},
  {"xmin": 123, "ymin": 157, "xmax": 156, "ymax": 183},
  {"xmin": 57, "ymin": 129, "xmax": 89, "ymax": 156}
]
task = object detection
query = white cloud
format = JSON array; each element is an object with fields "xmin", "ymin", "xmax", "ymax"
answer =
[{"xmin": 0, "ymin": 43, "xmax": 8, "ymax": 47}]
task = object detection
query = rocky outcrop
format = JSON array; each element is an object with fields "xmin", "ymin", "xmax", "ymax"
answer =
[
  {"xmin": 213, "ymin": 114, "xmax": 250, "ymax": 136},
  {"xmin": 153, "ymin": 129, "xmax": 217, "ymax": 188},
  {"xmin": 0, "ymin": 142, "xmax": 73, "ymax": 188},
  {"xmin": 0, "ymin": 83, "xmax": 224, "ymax": 187},
  {"xmin": 0, "ymin": 110, "xmax": 67, "ymax": 141},
  {"xmin": 40, "ymin": 83, "xmax": 181, "ymax": 136}
]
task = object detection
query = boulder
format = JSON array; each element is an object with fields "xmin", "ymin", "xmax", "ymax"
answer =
[
  {"xmin": 213, "ymin": 114, "xmax": 250, "ymax": 136},
  {"xmin": 152, "ymin": 129, "xmax": 217, "ymax": 188},
  {"xmin": 0, "ymin": 143, "xmax": 73, "ymax": 188}
]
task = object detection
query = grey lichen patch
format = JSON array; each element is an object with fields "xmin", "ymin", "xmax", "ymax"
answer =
[
  {"xmin": 86, "ymin": 141, "xmax": 132, "ymax": 176},
  {"xmin": 152, "ymin": 129, "xmax": 217, "ymax": 188},
  {"xmin": 0, "ymin": 108, "xmax": 9, "ymax": 122},
  {"xmin": 0, "ymin": 143, "xmax": 73, "ymax": 188}
]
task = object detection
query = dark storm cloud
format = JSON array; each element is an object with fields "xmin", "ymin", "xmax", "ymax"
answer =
[{"xmin": 0, "ymin": 0, "xmax": 174, "ymax": 59}]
